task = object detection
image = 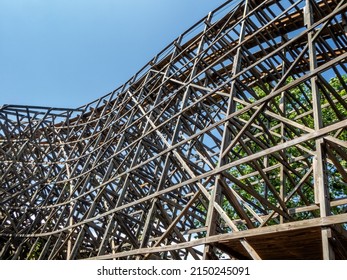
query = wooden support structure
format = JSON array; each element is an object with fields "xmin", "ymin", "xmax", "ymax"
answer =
[{"xmin": 1, "ymin": 0, "xmax": 347, "ymax": 259}]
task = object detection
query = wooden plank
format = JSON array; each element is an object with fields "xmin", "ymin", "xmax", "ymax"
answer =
[{"xmin": 86, "ymin": 213, "xmax": 347, "ymax": 260}]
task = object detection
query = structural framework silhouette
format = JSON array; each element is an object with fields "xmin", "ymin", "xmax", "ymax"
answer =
[{"xmin": 1, "ymin": 0, "xmax": 347, "ymax": 260}]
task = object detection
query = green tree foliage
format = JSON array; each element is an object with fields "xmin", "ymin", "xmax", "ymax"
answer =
[
  {"xmin": 27, "ymin": 239, "xmax": 43, "ymax": 260},
  {"xmin": 194, "ymin": 75, "xmax": 347, "ymax": 232}
]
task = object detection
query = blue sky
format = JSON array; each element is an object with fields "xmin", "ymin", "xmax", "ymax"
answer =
[{"xmin": 0, "ymin": 0, "xmax": 226, "ymax": 108}]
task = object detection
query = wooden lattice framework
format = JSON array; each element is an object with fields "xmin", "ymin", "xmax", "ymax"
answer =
[{"xmin": 1, "ymin": 0, "xmax": 347, "ymax": 260}]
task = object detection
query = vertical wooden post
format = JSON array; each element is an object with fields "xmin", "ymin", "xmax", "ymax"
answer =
[
  {"xmin": 59, "ymin": 140, "xmax": 74, "ymax": 260},
  {"xmin": 305, "ymin": 0, "xmax": 334, "ymax": 259},
  {"xmin": 204, "ymin": 0, "xmax": 249, "ymax": 260},
  {"xmin": 279, "ymin": 35, "xmax": 288, "ymax": 224}
]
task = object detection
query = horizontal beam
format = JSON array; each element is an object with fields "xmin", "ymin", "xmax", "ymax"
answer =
[{"xmin": 87, "ymin": 213, "xmax": 347, "ymax": 260}]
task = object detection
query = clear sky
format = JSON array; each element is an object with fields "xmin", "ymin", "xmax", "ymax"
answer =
[{"xmin": 0, "ymin": 0, "xmax": 227, "ymax": 108}]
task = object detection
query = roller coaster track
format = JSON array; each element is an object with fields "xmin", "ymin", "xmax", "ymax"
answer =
[{"xmin": 1, "ymin": 0, "xmax": 347, "ymax": 259}]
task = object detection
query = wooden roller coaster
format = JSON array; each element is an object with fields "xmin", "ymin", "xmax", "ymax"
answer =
[{"xmin": 1, "ymin": 0, "xmax": 347, "ymax": 259}]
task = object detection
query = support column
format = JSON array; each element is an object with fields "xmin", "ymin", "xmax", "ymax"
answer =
[
  {"xmin": 204, "ymin": 0, "xmax": 250, "ymax": 260},
  {"xmin": 280, "ymin": 35, "xmax": 288, "ymax": 224},
  {"xmin": 59, "ymin": 141, "xmax": 74, "ymax": 260},
  {"xmin": 305, "ymin": 0, "xmax": 334, "ymax": 259}
]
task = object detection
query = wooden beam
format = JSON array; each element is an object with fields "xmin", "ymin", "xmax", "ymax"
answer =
[{"xmin": 86, "ymin": 213, "xmax": 347, "ymax": 260}]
